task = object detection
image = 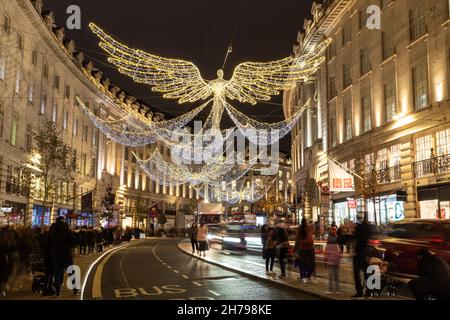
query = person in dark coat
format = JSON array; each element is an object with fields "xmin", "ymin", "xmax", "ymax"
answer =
[
  {"xmin": 38, "ymin": 226, "xmax": 55, "ymax": 296},
  {"xmin": 409, "ymin": 249, "xmax": 450, "ymax": 300},
  {"xmin": 274, "ymin": 226, "xmax": 290, "ymax": 279},
  {"xmin": 188, "ymin": 223, "xmax": 198, "ymax": 254},
  {"xmin": 79, "ymin": 228, "xmax": 87, "ymax": 256},
  {"xmin": 352, "ymin": 219, "xmax": 372, "ymax": 299},
  {"xmin": 0, "ymin": 227, "xmax": 10, "ymax": 296},
  {"xmin": 261, "ymin": 225, "xmax": 270, "ymax": 260},
  {"xmin": 86, "ymin": 228, "xmax": 96, "ymax": 255},
  {"xmin": 48, "ymin": 217, "xmax": 73, "ymax": 297}
]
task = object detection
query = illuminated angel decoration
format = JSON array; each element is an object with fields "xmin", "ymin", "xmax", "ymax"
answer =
[
  {"xmin": 83, "ymin": 23, "xmax": 330, "ymax": 195},
  {"xmin": 89, "ymin": 23, "xmax": 330, "ymax": 140}
]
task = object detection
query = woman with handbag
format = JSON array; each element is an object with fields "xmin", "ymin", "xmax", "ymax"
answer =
[{"xmin": 197, "ymin": 224, "xmax": 209, "ymax": 258}]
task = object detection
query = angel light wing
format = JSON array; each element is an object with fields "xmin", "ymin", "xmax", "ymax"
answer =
[
  {"xmin": 89, "ymin": 23, "xmax": 212, "ymax": 104},
  {"xmin": 226, "ymin": 38, "xmax": 331, "ymax": 105}
]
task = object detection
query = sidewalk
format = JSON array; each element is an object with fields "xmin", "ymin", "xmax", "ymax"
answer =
[
  {"xmin": 178, "ymin": 239, "xmax": 413, "ymax": 301},
  {"xmin": 1, "ymin": 240, "xmax": 140, "ymax": 301}
]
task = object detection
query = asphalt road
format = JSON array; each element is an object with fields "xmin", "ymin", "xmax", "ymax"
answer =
[{"xmin": 83, "ymin": 239, "xmax": 318, "ymax": 300}]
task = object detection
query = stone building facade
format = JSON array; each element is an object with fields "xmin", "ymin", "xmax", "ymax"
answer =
[
  {"xmin": 0, "ymin": 0, "xmax": 194, "ymax": 229},
  {"xmin": 284, "ymin": 0, "xmax": 450, "ymax": 225}
]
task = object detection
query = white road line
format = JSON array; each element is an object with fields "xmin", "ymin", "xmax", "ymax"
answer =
[
  {"xmin": 192, "ymin": 281, "xmax": 202, "ymax": 287},
  {"xmin": 173, "ymin": 270, "xmax": 179, "ymax": 274},
  {"xmin": 167, "ymin": 266, "xmax": 172, "ymax": 269},
  {"xmin": 208, "ymin": 290, "xmax": 221, "ymax": 297},
  {"xmin": 82, "ymin": 242, "xmax": 134, "ymax": 300},
  {"xmin": 119, "ymin": 251, "xmax": 131, "ymax": 289},
  {"xmin": 182, "ymin": 275, "xmax": 189, "ymax": 279}
]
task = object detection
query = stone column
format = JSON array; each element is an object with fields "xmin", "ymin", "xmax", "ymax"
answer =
[{"xmin": 400, "ymin": 137, "xmax": 417, "ymax": 219}]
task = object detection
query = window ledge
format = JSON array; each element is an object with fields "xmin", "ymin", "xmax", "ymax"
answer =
[
  {"xmin": 442, "ymin": 19, "xmax": 450, "ymax": 29},
  {"xmin": 407, "ymin": 33, "xmax": 429, "ymax": 51},
  {"xmin": 379, "ymin": 54, "xmax": 397, "ymax": 68},
  {"xmin": 358, "ymin": 70, "xmax": 373, "ymax": 83},
  {"xmin": 342, "ymin": 84, "xmax": 353, "ymax": 95},
  {"xmin": 328, "ymin": 96, "xmax": 338, "ymax": 103}
]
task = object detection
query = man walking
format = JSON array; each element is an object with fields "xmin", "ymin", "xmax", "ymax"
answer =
[
  {"xmin": 352, "ymin": 219, "xmax": 372, "ymax": 299},
  {"xmin": 48, "ymin": 216, "xmax": 74, "ymax": 297}
]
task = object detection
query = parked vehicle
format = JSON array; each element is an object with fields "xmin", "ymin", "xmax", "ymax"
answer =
[{"xmin": 370, "ymin": 219, "xmax": 450, "ymax": 279}]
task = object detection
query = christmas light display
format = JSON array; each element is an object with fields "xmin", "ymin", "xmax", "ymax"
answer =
[{"xmin": 84, "ymin": 23, "xmax": 330, "ymax": 191}]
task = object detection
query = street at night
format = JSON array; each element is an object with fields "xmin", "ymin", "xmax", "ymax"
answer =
[
  {"xmin": 82, "ymin": 239, "xmax": 317, "ymax": 301},
  {"xmin": 1, "ymin": 0, "xmax": 450, "ymax": 317}
]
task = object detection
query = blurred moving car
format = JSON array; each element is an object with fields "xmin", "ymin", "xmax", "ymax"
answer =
[{"xmin": 370, "ymin": 219, "xmax": 450, "ymax": 279}]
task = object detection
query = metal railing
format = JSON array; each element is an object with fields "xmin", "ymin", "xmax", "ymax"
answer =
[
  {"xmin": 363, "ymin": 165, "xmax": 401, "ymax": 184},
  {"xmin": 413, "ymin": 154, "xmax": 450, "ymax": 178},
  {"xmin": 378, "ymin": 165, "xmax": 402, "ymax": 183}
]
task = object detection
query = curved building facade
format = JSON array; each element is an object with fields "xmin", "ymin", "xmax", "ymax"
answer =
[{"xmin": 0, "ymin": 0, "xmax": 194, "ymax": 229}]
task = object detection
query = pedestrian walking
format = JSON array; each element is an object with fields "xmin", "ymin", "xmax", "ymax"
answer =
[
  {"xmin": 261, "ymin": 225, "xmax": 270, "ymax": 261},
  {"xmin": 79, "ymin": 228, "xmax": 87, "ymax": 256},
  {"xmin": 197, "ymin": 224, "xmax": 209, "ymax": 258},
  {"xmin": 0, "ymin": 227, "xmax": 10, "ymax": 296},
  {"xmin": 324, "ymin": 227, "xmax": 342, "ymax": 294},
  {"xmin": 337, "ymin": 225, "xmax": 346, "ymax": 253},
  {"xmin": 188, "ymin": 223, "xmax": 199, "ymax": 254},
  {"xmin": 86, "ymin": 227, "xmax": 96, "ymax": 255},
  {"xmin": 265, "ymin": 228, "xmax": 276, "ymax": 275},
  {"xmin": 48, "ymin": 216, "xmax": 74, "ymax": 297},
  {"xmin": 275, "ymin": 226, "xmax": 290, "ymax": 279},
  {"xmin": 295, "ymin": 218, "xmax": 315, "ymax": 283},
  {"xmin": 352, "ymin": 219, "xmax": 372, "ymax": 299}
]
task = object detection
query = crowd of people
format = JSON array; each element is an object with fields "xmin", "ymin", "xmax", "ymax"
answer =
[{"xmin": 0, "ymin": 218, "xmax": 136, "ymax": 298}]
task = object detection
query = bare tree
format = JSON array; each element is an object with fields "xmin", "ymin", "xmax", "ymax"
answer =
[
  {"xmin": 355, "ymin": 150, "xmax": 382, "ymax": 225},
  {"xmin": 30, "ymin": 119, "xmax": 77, "ymax": 226}
]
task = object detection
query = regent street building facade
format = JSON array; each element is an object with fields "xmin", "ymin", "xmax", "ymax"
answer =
[
  {"xmin": 0, "ymin": 0, "xmax": 195, "ymax": 229},
  {"xmin": 284, "ymin": 0, "xmax": 450, "ymax": 227}
]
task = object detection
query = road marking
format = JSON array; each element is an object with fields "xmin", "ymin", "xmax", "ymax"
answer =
[
  {"xmin": 182, "ymin": 275, "xmax": 189, "ymax": 279},
  {"xmin": 208, "ymin": 290, "xmax": 221, "ymax": 297},
  {"xmin": 162, "ymin": 262, "xmax": 167, "ymax": 265},
  {"xmin": 167, "ymin": 266, "xmax": 172, "ymax": 269},
  {"xmin": 87, "ymin": 243, "xmax": 134, "ymax": 300},
  {"xmin": 192, "ymin": 281, "xmax": 202, "ymax": 287},
  {"xmin": 173, "ymin": 270, "xmax": 179, "ymax": 274},
  {"xmin": 119, "ymin": 251, "xmax": 131, "ymax": 289}
]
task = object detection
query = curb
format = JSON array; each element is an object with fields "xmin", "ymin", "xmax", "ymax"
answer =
[{"xmin": 177, "ymin": 239, "xmax": 336, "ymax": 301}]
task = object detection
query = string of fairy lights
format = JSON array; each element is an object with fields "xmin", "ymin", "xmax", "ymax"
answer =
[{"xmin": 80, "ymin": 23, "xmax": 330, "ymax": 203}]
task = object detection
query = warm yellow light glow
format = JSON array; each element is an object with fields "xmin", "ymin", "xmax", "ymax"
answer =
[
  {"xmin": 401, "ymin": 94, "xmax": 408, "ymax": 114},
  {"xmin": 375, "ymin": 102, "xmax": 382, "ymax": 128},
  {"xmin": 89, "ymin": 23, "xmax": 330, "ymax": 106},
  {"xmin": 392, "ymin": 114, "xmax": 415, "ymax": 130},
  {"xmin": 31, "ymin": 153, "xmax": 41, "ymax": 165},
  {"xmin": 436, "ymin": 80, "xmax": 444, "ymax": 103}
]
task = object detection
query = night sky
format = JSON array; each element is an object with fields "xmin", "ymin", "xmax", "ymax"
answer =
[{"xmin": 45, "ymin": 0, "xmax": 314, "ymax": 153}]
